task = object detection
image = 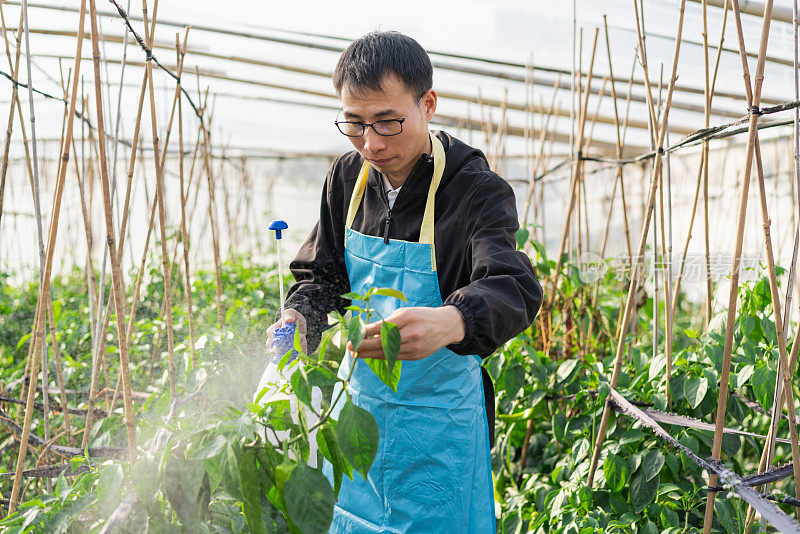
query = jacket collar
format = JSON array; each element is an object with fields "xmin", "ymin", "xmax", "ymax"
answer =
[{"xmin": 367, "ymin": 151, "xmax": 434, "ymax": 200}]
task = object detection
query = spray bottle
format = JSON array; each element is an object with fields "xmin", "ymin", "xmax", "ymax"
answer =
[
  {"xmin": 266, "ymin": 220, "xmax": 298, "ymax": 363},
  {"xmin": 254, "ymin": 220, "xmax": 320, "ymax": 465}
]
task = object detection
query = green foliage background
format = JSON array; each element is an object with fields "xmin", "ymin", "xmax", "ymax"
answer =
[{"xmin": 0, "ymin": 238, "xmax": 798, "ymax": 533}]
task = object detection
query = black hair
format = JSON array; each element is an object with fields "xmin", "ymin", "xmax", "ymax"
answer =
[{"xmin": 333, "ymin": 31, "xmax": 433, "ymax": 100}]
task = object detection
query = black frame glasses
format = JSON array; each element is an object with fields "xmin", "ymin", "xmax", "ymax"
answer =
[{"xmin": 335, "ymin": 96, "xmax": 424, "ymax": 137}]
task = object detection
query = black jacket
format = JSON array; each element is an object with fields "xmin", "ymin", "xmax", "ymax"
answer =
[{"xmin": 284, "ymin": 130, "xmax": 543, "ymax": 442}]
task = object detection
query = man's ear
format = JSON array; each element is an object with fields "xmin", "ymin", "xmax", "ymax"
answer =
[{"xmin": 423, "ymin": 89, "xmax": 437, "ymax": 121}]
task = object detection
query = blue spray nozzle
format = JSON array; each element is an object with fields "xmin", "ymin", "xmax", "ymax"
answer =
[{"xmin": 269, "ymin": 220, "xmax": 289, "ymax": 240}]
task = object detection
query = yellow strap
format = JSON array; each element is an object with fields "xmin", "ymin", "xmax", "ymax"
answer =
[
  {"xmin": 345, "ymin": 131, "xmax": 446, "ymax": 270},
  {"xmin": 344, "ymin": 161, "xmax": 369, "ymax": 230}
]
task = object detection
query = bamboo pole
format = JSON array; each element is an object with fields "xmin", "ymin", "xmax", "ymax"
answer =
[
  {"xmin": 0, "ymin": 5, "xmax": 25, "ymax": 240},
  {"xmin": 703, "ymin": 0, "xmax": 715, "ymax": 327},
  {"xmin": 7, "ymin": 0, "xmax": 87, "ymax": 514},
  {"xmin": 86, "ymin": 0, "xmax": 136, "ymax": 462},
  {"xmin": 587, "ymin": 0, "xmax": 688, "ymax": 488},
  {"xmin": 586, "ymin": 50, "xmax": 638, "ymax": 355},
  {"xmin": 144, "ymin": 20, "xmax": 190, "ymax": 398},
  {"xmin": 521, "ymin": 77, "xmax": 560, "ymax": 228},
  {"xmin": 175, "ymin": 34, "xmax": 196, "ymax": 365},
  {"xmin": 603, "ymin": 16, "xmax": 632, "ymax": 260},
  {"xmin": 12, "ymin": 0, "xmax": 778, "ymax": 104},
  {"xmin": 19, "ymin": 0, "xmax": 54, "ymax": 477},
  {"xmin": 1, "ymin": 4, "xmax": 36, "ymax": 385},
  {"xmin": 701, "ymin": 1, "xmax": 777, "ymax": 530},
  {"xmin": 81, "ymin": 0, "xmax": 162, "ymax": 445},
  {"xmin": 671, "ymin": 0, "xmax": 729, "ymax": 319},
  {"xmin": 545, "ymin": 28, "xmax": 600, "ymax": 311},
  {"xmin": 766, "ymin": 0, "xmax": 800, "ymax": 473},
  {"xmin": 749, "ymin": 137, "xmax": 800, "ymax": 496},
  {"xmin": 196, "ymin": 72, "xmax": 224, "ymax": 329}
]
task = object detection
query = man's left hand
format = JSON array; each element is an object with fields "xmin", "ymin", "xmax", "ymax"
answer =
[{"xmin": 349, "ymin": 305, "xmax": 466, "ymax": 360}]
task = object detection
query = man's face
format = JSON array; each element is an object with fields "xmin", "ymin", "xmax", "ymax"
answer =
[{"xmin": 340, "ymin": 74, "xmax": 437, "ymax": 182}]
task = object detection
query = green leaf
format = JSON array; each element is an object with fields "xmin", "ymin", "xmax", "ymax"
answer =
[
  {"xmin": 660, "ymin": 507, "xmax": 680, "ymax": 528},
  {"xmin": 373, "ymin": 288, "xmax": 407, "ymax": 302},
  {"xmin": 96, "ymin": 464, "xmax": 123, "ymax": 512},
  {"xmin": 348, "ymin": 316, "xmax": 366, "ymax": 351},
  {"xmin": 553, "ymin": 411, "xmax": 567, "ymax": 443},
  {"xmin": 16, "ymin": 332, "xmax": 31, "ymax": 350},
  {"xmin": 316, "ymin": 421, "xmax": 352, "ymax": 498},
  {"xmin": 641, "ymin": 520, "xmax": 658, "ymax": 534},
  {"xmin": 239, "ymin": 447, "xmax": 265, "ymax": 534},
  {"xmin": 705, "ymin": 344, "xmax": 724, "ymax": 374},
  {"xmin": 43, "ymin": 493, "xmax": 97, "ymax": 534},
  {"xmin": 365, "ymin": 357, "xmax": 401, "ymax": 392},
  {"xmin": 515, "ymin": 227, "xmax": 530, "ymax": 250},
  {"xmin": 642, "ymin": 450, "xmax": 664, "ymax": 481},
  {"xmin": 291, "ymin": 366, "xmax": 313, "ymax": 408},
  {"xmin": 306, "ymin": 366, "xmax": 339, "ymax": 388},
  {"xmin": 164, "ymin": 457, "xmax": 205, "ymax": 532},
  {"xmin": 254, "ymin": 446, "xmax": 277, "ymax": 492},
  {"xmin": 529, "ymin": 389, "xmax": 546, "ymax": 408},
  {"xmin": 502, "ymin": 361, "xmax": 525, "ymax": 396},
  {"xmin": 572, "ymin": 438, "xmax": 590, "ymax": 463},
  {"xmin": 752, "ymin": 364, "xmax": 776, "ymax": 412},
  {"xmin": 603, "ymin": 454, "xmax": 629, "ymax": 493},
  {"xmin": 761, "ymin": 316, "xmax": 777, "ymax": 345},
  {"xmin": 684, "ymin": 377, "xmax": 708, "ymax": 409},
  {"xmin": 648, "ymin": 353, "xmax": 667, "ymax": 382},
  {"xmin": 131, "ymin": 453, "xmax": 160, "ymax": 505},
  {"xmin": 340, "ymin": 292, "xmax": 361, "ymax": 300},
  {"xmin": 336, "ymin": 399, "xmax": 379, "ymax": 481},
  {"xmin": 284, "ymin": 462, "xmax": 335, "ymax": 534},
  {"xmin": 191, "ymin": 435, "xmax": 227, "ymax": 460},
  {"xmin": 381, "ymin": 321, "xmax": 401, "ymax": 373},
  {"xmin": 715, "ymin": 498, "xmax": 737, "ymax": 533},
  {"xmin": 221, "ymin": 442, "xmax": 242, "ymax": 500},
  {"xmin": 556, "ymin": 359, "xmax": 579, "ymax": 386},
  {"xmin": 274, "ymin": 460, "xmax": 297, "ymax": 514},
  {"xmin": 736, "ymin": 364, "xmax": 755, "ymax": 390},
  {"xmin": 629, "ymin": 468, "xmax": 658, "ymax": 513}
]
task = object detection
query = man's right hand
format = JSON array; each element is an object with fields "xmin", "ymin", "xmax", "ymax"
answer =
[{"xmin": 267, "ymin": 308, "xmax": 308, "ymax": 354}]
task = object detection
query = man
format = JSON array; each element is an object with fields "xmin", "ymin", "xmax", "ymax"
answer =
[{"xmin": 267, "ymin": 31, "xmax": 542, "ymax": 533}]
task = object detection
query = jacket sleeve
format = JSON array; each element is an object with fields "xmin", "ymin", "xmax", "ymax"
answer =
[
  {"xmin": 283, "ymin": 159, "xmax": 350, "ymax": 351},
  {"xmin": 444, "ymin": 175, "xmax": 543, "ymax": 357}
]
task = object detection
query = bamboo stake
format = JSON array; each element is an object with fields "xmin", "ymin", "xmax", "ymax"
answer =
[
  {"xmin": 701, "ymin": 1, "xmax": 777, "ymax": 530},
  {"xmin": 603, "ymin": 16, "xmax": 632, "ymax": 259},
  {"xmin": 671, "ymin": 0, "xmax": 729, "ymax": 319},
  {"xmin": 750, "ymin": 136, "xmax": 800, "ymax": 494},
  {"xmin": 20, "ymin": 0, "xmax": 54, "ymax": 474},
  {"xmin": 7, "ymin": 0, "xmax": 86, "ymax": 514},
  {"xmin": 0, "ymin": 5, "xmax": 25, "ymax": 240},
  {"xmin": 196, "ymin": 73, "xmax": 224, "ymax": 328},
  {"xmin": 144, "ymin": 20, "xmax": 190, "ymax": 399},
  {"xmin": 587, "ymin": 50, "xmax": 638, "ymax": 354},
  {"xmin": 521, "ymin": 76, "xmax": 560, "ymax": 227},
  {"xmin": 81, "ymin": 0, "xmax": 161, "ymax": 445},
  {"xmin": 587, "ymin": 0, "xmax": 687, "ymax": 488},
  {"xmin": 86, "ymin": 0, "xmax": 136, "ymax": 462},
  {"xmin": 545, "ymin": 28, "xmax": 600, "ymax": 311},
  {"xmin": 175, "ymin": 33, "xmax": 196, "ymax": 365},
  {"xmin": 703, "ymin": 0, "xmax": 715, "ymax": 327},
  {"xmin": 1, "ymin": 3, "xmax": 36, "ymax": 383},
  {"xmin": 766, "ymin": 0, "xmax": 800, "ymax": 470}
]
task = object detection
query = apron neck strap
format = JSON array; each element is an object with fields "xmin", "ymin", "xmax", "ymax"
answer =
[{"xmin": 345, "ymin": 132, "xmax": 446, "ymax": 266}]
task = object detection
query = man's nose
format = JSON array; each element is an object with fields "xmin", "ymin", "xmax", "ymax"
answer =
[{"xmin": 362, "ymin": 127, "xmax": 386, "ymax": 154}]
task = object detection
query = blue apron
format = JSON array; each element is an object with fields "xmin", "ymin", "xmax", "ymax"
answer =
[{"xmin": 323, "ymin": 132, "xmax": 495, "ymax": 533}]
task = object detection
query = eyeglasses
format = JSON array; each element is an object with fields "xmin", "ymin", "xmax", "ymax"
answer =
[{"xmin": 335, "ymin": 96, "xmax": 424, "ymax": 137}]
